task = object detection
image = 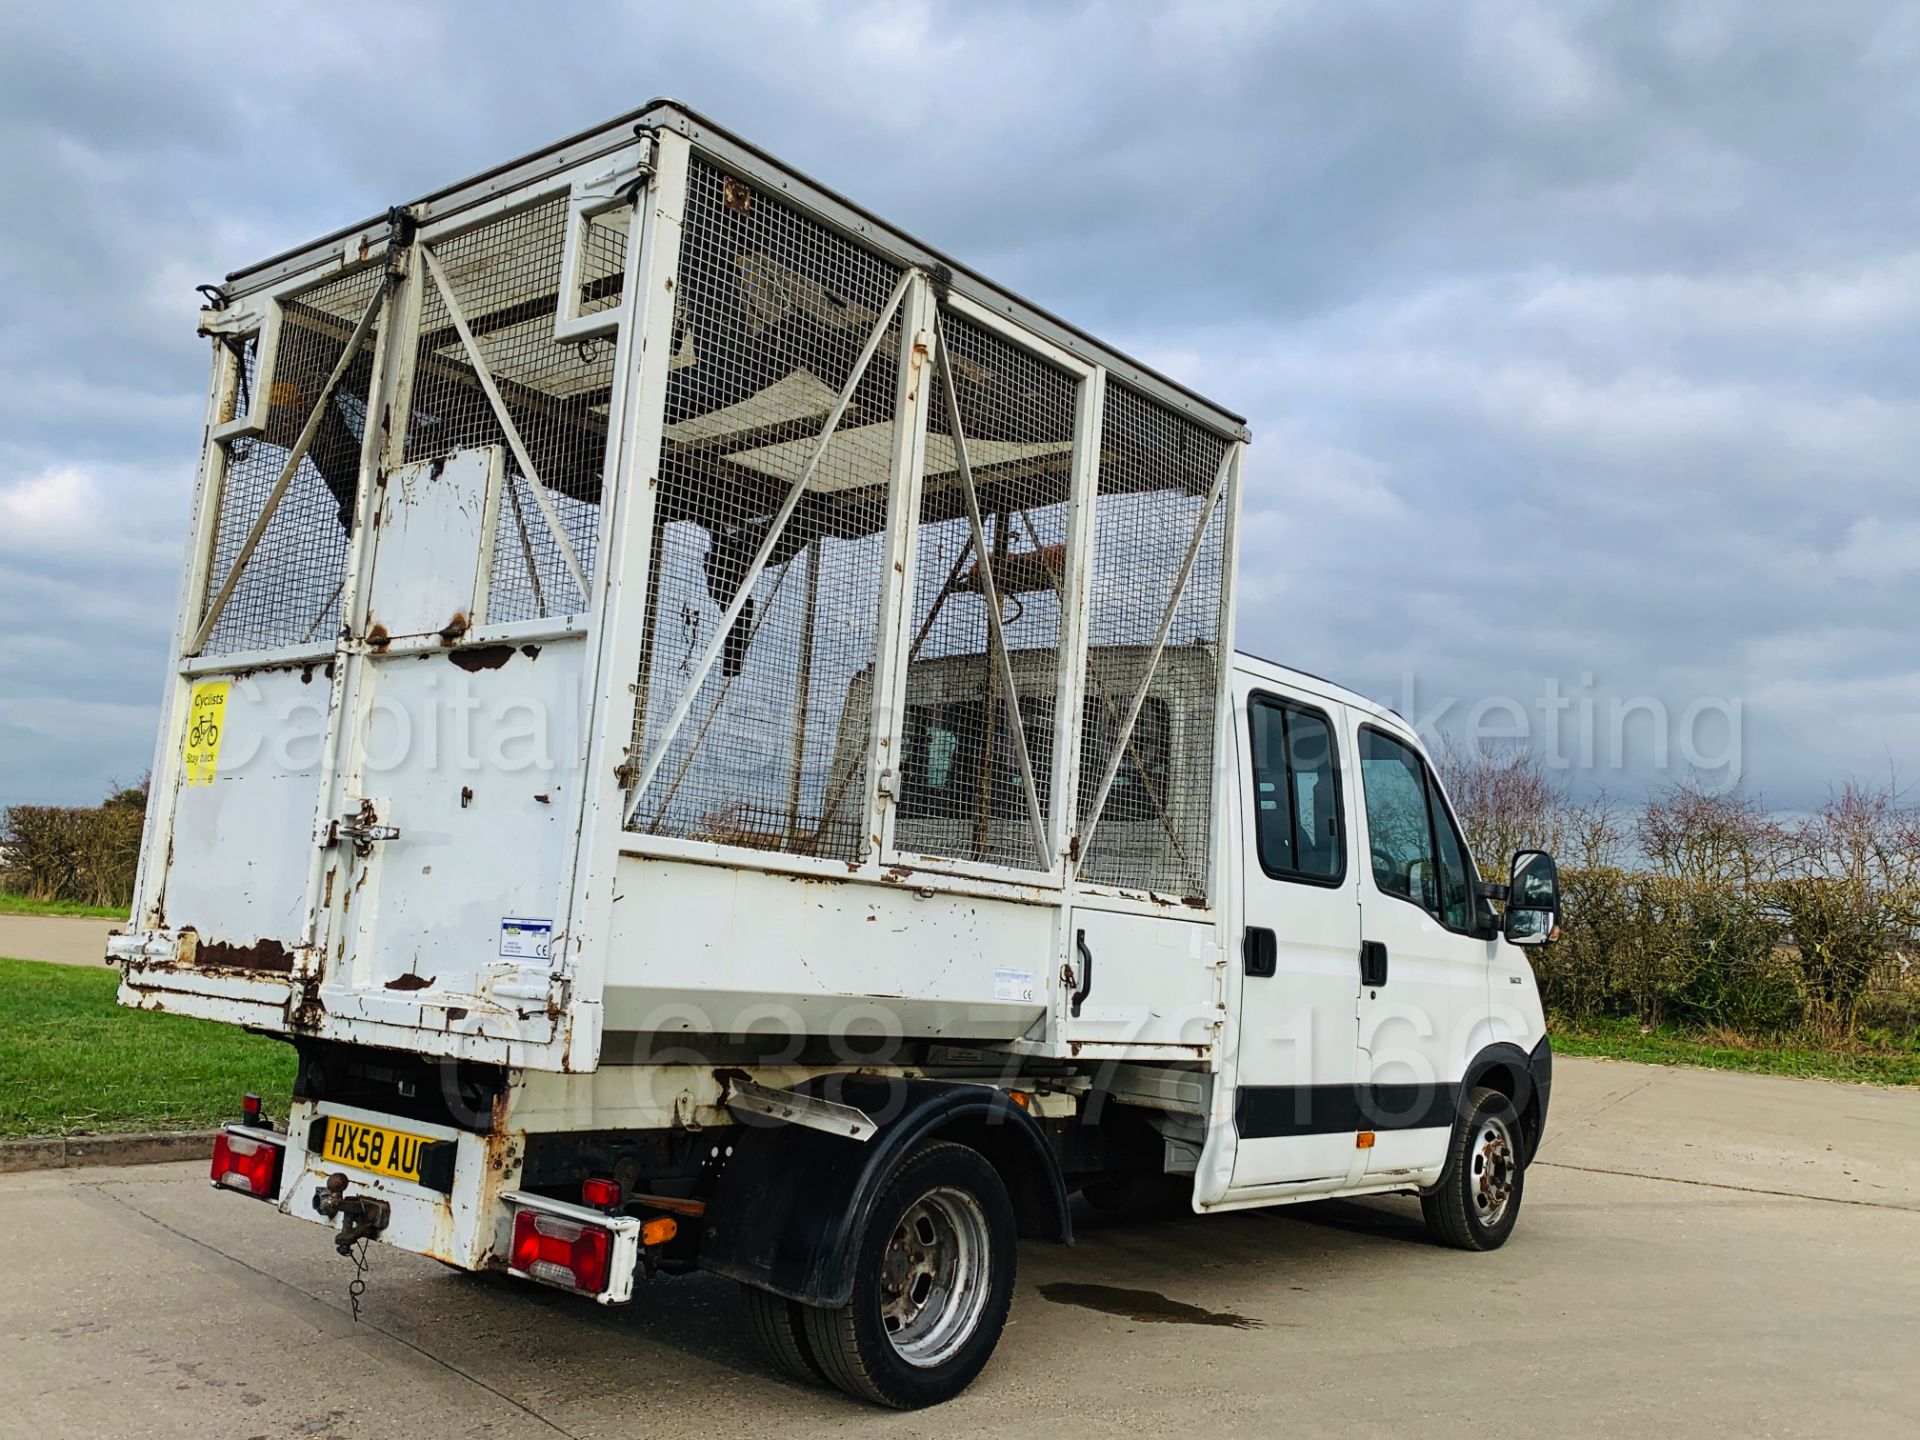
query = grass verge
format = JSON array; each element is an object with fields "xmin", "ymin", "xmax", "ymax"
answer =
[
  {"xmin": 0, "ymin": 956, "xmax": 295, "ymax": 1139},
  {"xmin": 0, "ymin": 892, "xmax": 128, "ymax": 919},
  {"xmin": 1551, "ymin": 1015, "xmax": 1920, "ymax": 1087}
]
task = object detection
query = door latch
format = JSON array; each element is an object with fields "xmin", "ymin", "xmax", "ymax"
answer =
[{"xmin": 331, "ymin": 800, "xmax": 399, "ymax": 854}]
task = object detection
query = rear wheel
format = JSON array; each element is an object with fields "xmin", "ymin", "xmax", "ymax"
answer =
[
  {"xmin": 802, "ymin": 1141, "xmax": 1016, "ymax": 1408},
  {"xmin": 741, "ymin": 1284, "xmax": 829, "ymax": 1386},
  {"xmin": 1421, "ymin": 1085, "xmax": 1524, "ymax": 1251}
]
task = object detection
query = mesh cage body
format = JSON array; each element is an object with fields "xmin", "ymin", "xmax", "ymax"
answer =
[
  {"xmin": 1075, "ymin": 385, "xmax": 1230, "ymax": 899},
  {"xmin": 198, "ymin": 264, "xmax": 386, "ymax": 655},
  {"xmin": 898, "ymin": 312, "xmax": 1079, "ymax": 869},
  {"xmin": 627, "ymin": 158, "xmax": 905, "ymax": 860},
  {"xmin": 403, "ymin": 196, "xmax": 626, "ymax": 623}
]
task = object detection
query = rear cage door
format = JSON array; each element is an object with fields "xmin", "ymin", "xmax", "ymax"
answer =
[{"xmin": 128, "ymin": 142, "xmax": 657, "ymax": 1070}]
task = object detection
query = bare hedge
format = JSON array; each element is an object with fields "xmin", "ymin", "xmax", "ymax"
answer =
[
  {"xmin": 1440, "ymin": 747, "xmax": 1920, "ymax": 1043},
  {"xmin": 1, "ymin": 783, "xmax": 147, "ymax": 909}
]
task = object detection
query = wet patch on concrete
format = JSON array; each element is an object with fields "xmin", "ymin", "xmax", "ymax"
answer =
[{"xmin": 1038, "ymin": 1282, "xmax": 1264, "ymax": 1329}]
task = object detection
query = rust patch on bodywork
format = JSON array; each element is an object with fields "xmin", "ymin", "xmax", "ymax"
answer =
[
  {"xmin": 520, "ymin": 643, "xmax": 541, "ymax": 660},
  {"xmin": 367, "ymin": 623, "xmax": 391, "ymax": 651},
  {"xmin": 385, "ymin": 972, "xmax": 435, "ymax": 991},
  {"xmin": 196, "ymin": 937, "xmax": 296, "ymax": 973},
  {"xmin": 439, "ymin": 611, "xmax": 471, "ymax": 645},
  {"xmin": 450, "ymin": 644, "xmax": 515, "ymax": 672},
  {"xmin": 289, "ymin": 975, "xmax": 326, "ymax": 1030}
]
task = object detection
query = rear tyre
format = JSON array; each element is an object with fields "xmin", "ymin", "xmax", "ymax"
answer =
[
  {"xmin": 1421, "ymin": 1085, "xmax": 1524, "ymax": 1251},
  {"xmin": 801, "ymin": 1141, "xmax": 1017, "ymax": 1409},
  {"xmin": 741, "ymin": 1283, "xmax": 829, "ymax": 1385}
]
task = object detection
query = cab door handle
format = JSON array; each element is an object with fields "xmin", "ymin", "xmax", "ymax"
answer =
[
  {"xmin": 1243, "ymin": 927, "xmax": 1277, "ymax": 978},
  {"xmin": 1359, "ymin": 940, "xmax": 1389, "ymax": 987}
]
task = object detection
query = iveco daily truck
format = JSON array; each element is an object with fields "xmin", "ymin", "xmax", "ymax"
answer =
[{"xmin": 113, "ymin": 101, "xmax": 1560, "ymax": 1408}]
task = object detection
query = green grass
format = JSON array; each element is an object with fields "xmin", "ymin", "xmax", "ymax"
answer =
[
  {"xmin": 0, "ymin": 892, "xmax": 128, "ymax": 919},
  {"xmin": 1551, "ymin": 1014, "xmax": 1920, "ymax": 1087},
  {"xmin": 0, "ymin": 956, "xmax": 295, "ymax": 1139}
]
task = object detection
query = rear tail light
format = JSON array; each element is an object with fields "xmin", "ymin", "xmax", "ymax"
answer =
[
  {"xmin": 511, "ymin": 1209, "xmax": 613, "ymax": 1295},
  {"xmin": 211, "ymin": 1129, "xmax": 284, "ymax": 1200},
  {"xmin": 580, "ymin": 1177, "xmax": 622, "ymax": 1209}
]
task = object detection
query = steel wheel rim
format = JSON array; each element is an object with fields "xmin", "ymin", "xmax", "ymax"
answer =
[
  {"xmin": 878, "ymin": 1186, "xmax": 991, "ymax": 1368},
  {"xmin": 1470, "ymin": 1115, "xmax": 1517, "ymax": 1228}
]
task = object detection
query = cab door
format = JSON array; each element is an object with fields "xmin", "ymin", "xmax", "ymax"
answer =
[
  {"xmin": 1349, "ymin": 722, "xmax": 1489, "ymax": 1180},
  {"xmin": 1226, "ymin": 684, "xmax": 1365, "ymax": 1192}
]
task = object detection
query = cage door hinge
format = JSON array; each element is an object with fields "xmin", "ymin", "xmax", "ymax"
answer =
[{"xmin": 577, "ymin": 137, "xmax": 656, "ymax": 206}]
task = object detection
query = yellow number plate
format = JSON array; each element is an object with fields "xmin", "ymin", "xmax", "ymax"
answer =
[{"xmin": 320, "ymin": 1117, "xmax": 430, "ymax": 1183}]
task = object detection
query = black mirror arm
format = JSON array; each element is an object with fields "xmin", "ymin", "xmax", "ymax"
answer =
[{"xmin": 1476, "ymin": 880, "xmax": 1510, "ymax": 903}]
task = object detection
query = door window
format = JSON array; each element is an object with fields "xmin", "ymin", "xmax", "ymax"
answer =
[
  {"xmin": 1248, "ymin": 696, "xmax": 1344, "ymax": 883},
  {"xmin": 1428, "ymin": 775, "xmax": 1476, "ymax": 931},
  {"xmin": 1358, "ymin": 728, "xmax": 1439, "ymax": 911},
  {"xmin": 1359, "ymin": 726, "xmax": 1481, "ymax": 933}
]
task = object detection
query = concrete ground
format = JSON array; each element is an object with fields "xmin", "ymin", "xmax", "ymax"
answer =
[
  {"xmin": 0, "ymin": 1056, "xmax": 1914, "ymax": 1440},
  {"xmin": 0, "ymin": 913, "xmax": 120, "ymax": 968}
]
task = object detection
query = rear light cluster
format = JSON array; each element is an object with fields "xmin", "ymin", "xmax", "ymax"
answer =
[
  {"xmin": 511, "ymin": 1209, "xmax": 613, "ymax": 1295},
  {"xmin": 211, "ymin": 1129, "xmax": 285, "ymax": 1199}
]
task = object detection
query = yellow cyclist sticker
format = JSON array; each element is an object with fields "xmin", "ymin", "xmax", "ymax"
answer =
[{"xmin": 182, "ymin": 681, "xmax": 230, "ymax": 785}]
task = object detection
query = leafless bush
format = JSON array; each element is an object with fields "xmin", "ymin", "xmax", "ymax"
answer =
[
  {"xmin": 1638, "ymin": 783, "xmax": 1795, "ymax": 888},
  {"xmin": 1447, "ymin": 758, "xmax": 1920, "ymax": 1045},
  {"xmin": 1, "ymin": 780, "xmax": 147, "ymax": 908}
]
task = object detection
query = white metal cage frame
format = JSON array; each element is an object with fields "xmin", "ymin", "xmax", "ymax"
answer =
[{"xmin": 126, "ymin": 103, "xmax": 1248, "ymax": 1073}]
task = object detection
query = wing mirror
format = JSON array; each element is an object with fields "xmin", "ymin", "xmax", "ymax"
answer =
[{"xmin": 1502, "ymin": 849, "xmax": 1560, "ymax": 947}]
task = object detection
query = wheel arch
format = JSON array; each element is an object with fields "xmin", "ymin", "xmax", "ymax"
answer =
[
  {"xmin": 1460, "ymin": 1040, "xmax": 1551, "ymax": 1165},
  {"xmin": 701, "ymin": 1077, "xmax": 1071, "ymax": 1308}
]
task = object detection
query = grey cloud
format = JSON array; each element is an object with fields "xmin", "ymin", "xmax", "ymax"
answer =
[{"xmin": 0, "ymin": 0, "xmax": 1912, "ymax": 811}]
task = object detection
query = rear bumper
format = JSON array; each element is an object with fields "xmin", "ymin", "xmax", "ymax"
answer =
[{"xmin": 277, "ymin": 1099, "xmax": 509, "ymax": 1271}]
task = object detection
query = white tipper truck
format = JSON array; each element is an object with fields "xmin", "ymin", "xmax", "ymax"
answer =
[{"xmin": 112, "ymin": 101, "xmax": 1560, "ymax": 1408}]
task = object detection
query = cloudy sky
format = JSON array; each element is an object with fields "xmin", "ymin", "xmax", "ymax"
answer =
[{"xmin": 1, "ymin": 0, "xmax": 1914, "ymax": 814}]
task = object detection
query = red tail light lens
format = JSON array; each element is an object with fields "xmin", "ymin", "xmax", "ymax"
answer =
[
  {"xmin": 581, "ymin": 1177, "xmax": 622, "ymax": 1209},
  {"xmin": 210, "ymin": 1130, "xmax": 283, "ymax": 1199},
  {"xmin": 511, "ymin": 1209, "xmax": 612, "ymax": 1295}
]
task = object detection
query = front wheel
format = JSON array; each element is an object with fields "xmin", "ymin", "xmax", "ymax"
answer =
[
  {"xmin": 801, "ymin": 1141, "xmax": 1016, "ymax": 1408},
  {"xmin": 1421, "ymin": 1086, "xmax": 1525, "ymax": 1251}
]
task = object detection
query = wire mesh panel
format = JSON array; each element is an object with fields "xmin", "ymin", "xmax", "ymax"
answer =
[
  {"xmin": 1076, "ymin": 385, "xmax": 1231, "ymax": 899},
  {"xmin": 895, "ymin": 310, "xmax": 1078, "ymax": 869},
  {"xmin": 198, "ymin": 264, "xmax": 385, "ymax": 656},
  {"xmin": 404, "ymin": 196, "xmax": 625, "ymax": 623},
  {"xmin": 627, "ymin": 159, "xmax": 906, "ymax": 860},
  {"xmin": 574, "ymin": 205, "xmax": 630, "ymax": 323}
]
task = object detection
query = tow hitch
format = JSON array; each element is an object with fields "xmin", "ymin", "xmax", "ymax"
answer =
[{"xmin": 312, "ymin": 1171, "xmax": 391, "ymax": 1255}]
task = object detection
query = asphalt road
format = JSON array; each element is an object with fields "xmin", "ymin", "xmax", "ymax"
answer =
[{"xmin": 1, "ymin": 1056, "xmax": 1915, "ymax": 1439}]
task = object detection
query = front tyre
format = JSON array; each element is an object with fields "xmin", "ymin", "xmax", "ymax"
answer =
[
  {"xmin": 802, "ymin": 1141, "xmax": 1016, "ymax": 1408},
  {"xmin": 1421, "ymin": 1086, "xmax": 1525, "ymax": 1251}
]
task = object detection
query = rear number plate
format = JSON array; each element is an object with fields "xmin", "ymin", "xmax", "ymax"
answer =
[{"xmin": 320, "ymin": 1117, "xmax": 430, "ymax": 1183}]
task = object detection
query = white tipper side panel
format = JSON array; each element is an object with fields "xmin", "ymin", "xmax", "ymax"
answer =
[
  {"xmin": 1063, "ymin": 908, "xmax": 1219, "ymax": 1052},
  {"xmin": 601, "ymin": 858, "xmax": 1050, "ymax": 1042}
]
